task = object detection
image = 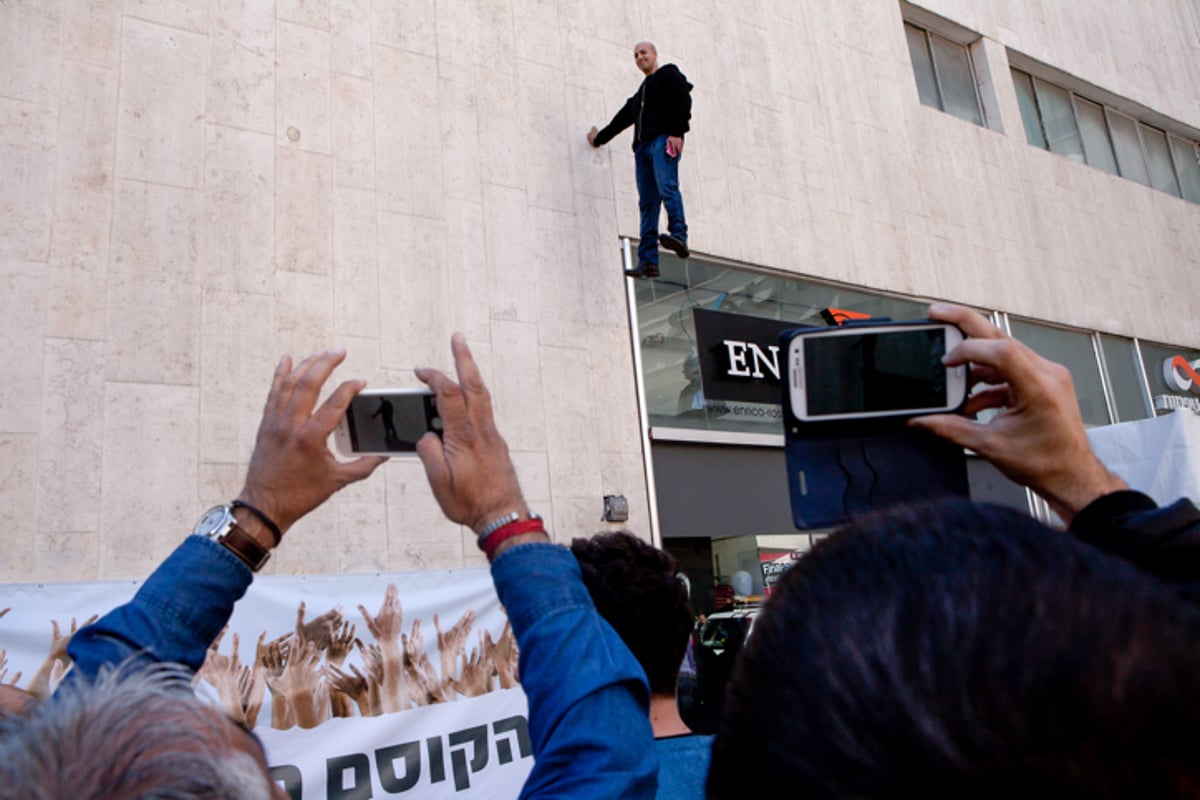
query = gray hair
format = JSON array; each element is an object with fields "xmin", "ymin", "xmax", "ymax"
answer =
[{"xmin": 0, "ymin": 662, "xmax": 273, "ymax": 800}]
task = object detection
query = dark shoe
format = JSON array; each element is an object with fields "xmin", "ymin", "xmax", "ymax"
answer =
[
  {"xmin": 624, "ymin": 262, "xmax": 661, "ymax": 279},
  {"xmin": 658, "ymin": 233, "xmax": 689, "ymax": 259}
]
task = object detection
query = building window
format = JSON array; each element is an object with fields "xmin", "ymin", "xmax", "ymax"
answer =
[
  {"xmin": 1098, "ymin": 334, "xmax": 1153, "ymax": 422},
  {"xmin": 1007, "ymin": 318, "xmax": 1110, "ymax": 426},
  {"xmin": 903, "ymin": 22, "xmax": 984, "ymax": 126},
  {"xmin": 1012, "ymin": 67, "xmax": 1200, "ymax": 203}
]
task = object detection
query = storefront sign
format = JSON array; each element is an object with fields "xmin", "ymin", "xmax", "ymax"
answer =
[
  {"xmin": 1154, "ymin": 394, "xmax": 1200, "ymax": 413},
  {"xmin": 692, "ymin": 308, "xmax": 810, "ymax": 405},
  {"xmin": 759, "ymin": 550, "xmax": 804, "ymax": 595},
  {"xmin": 1162, "ymin": 355, "xmax": 1200, "ymax": 395}
]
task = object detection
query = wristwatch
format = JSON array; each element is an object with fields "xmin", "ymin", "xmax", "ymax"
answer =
[{"xmin": 193, "ymin": 504, "xmax": 272, "ymax": 572}]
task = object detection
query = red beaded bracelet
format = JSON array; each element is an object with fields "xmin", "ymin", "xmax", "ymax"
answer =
[{"xmin": 481, "ymin": 518, "xmax": 546, "ymax": 561}]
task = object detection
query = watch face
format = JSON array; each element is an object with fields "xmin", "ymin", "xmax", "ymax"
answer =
[{"xmin": 193, "ymin": 505, "xmax": 233, "ymax": 538}]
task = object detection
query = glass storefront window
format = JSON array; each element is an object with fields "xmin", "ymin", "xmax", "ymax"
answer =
[
  {"xmin": 634, "ymin": 255, "xmax": 930, "ymax": 435},
  {"xmin": 633, "ymin": 252, "xmax": 1197, "ymax": 432},
  {"xmin": 1099, "ymin": 334, "xmax": 1152, "ymax": 422},
  {"xmin": 1007, "ymin": 318, "xmax": 1110, "ymax": 426}
]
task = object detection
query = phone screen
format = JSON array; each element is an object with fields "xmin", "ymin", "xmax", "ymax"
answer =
[
  {"xmin": 344, "ymin": 392, "xmax": 441, "ymax": 453},
  {"xmin": 803, "ymin": 328, "xmax": 948, "ymax": 416}
]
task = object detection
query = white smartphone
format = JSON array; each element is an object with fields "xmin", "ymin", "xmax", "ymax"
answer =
[
  {"xmin": 787, "ymin": 322, "xmax": 967, "ymax": 422},
  {"xmin": 333, "ymin": 388, "xmax": 442, "ymax": 457}
]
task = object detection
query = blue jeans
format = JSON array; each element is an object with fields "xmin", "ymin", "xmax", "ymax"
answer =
[{"xmin": 634, "ymin": 134, "xmax": 687, "ymax": 266}]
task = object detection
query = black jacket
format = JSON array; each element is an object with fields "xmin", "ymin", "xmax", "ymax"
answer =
[
  {"xmin": 593, "ymin": 63, "xmax": 692, "ymax": 150},
  {"xmin": 1070, "ymin": 490, "xmax": 1200, "ymax": 602}
]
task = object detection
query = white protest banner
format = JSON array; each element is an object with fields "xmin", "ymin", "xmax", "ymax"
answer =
[{"xmin": 0, "ymin": 566, "xmax": 533, "ymax": 799}]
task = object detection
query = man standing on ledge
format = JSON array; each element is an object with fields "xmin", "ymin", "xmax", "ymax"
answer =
[{"xmin": 589, "ymin": 41, "xmax": 693, "ymax": 280}]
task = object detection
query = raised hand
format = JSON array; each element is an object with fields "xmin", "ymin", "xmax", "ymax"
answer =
[
  {"xmin": 198, "ymin": 632, "xmax": 258, "ymax": 726},
  {"xmin": 327, "ymin": 663, "xmax": 381, "ymax": 717},
  {"xmin": 403, "ymin": 620, "xmax": 448, "ymax": 705},
  {"xmin": 254, "ymin": 631, "xmax": 291, "ymax": 672},
  {"xmin": 262, "ymin": 634, "xmax": 295, "ymax": 729},
  {"xmin": 449, "ymin": 634, "xmax": 494, "ymax": 698},
  {"xmin": 415, "ymin": 335, "xmax": 533, "ymax": 539},
  {"xmin": 295, "ymin": 601, "xmax": 344, "ymax": 651},
  {"xmin": 360, "ymin": 584, "xmax": 408, "ymax": 712},
  {"xmin": 0, "ymin": 650, "xmax": 22, "ymax": 687},
  {"xmin": 434, "ymin": 609, "xmax": 475, "ymax": 684},
  {"xmin": 909, "ymin": 304, "xmax": 1127, "ymax": 522},
  {"xmin": 270, "ymin": 639, "xmax": 328, "ymax": 729},
  {"xmin": 238, "ymin": 350, "xmax": 386, "ymax": 536},
  {"xmin": 485, "ymin": 621, "xmax": 520, "ymax": 689},
  {"xmin": 358, "ymin": 584, "xmax": 403, "ymax": 646},
  {"xmin": 326, "ymin": 620, "xmax": 359, "ymax": 667},
  {"xmin": 27, "ymin": 615, "xmax": 98, "ymax": 700}
]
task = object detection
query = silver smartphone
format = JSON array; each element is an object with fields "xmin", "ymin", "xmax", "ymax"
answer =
[
  {"xmin": 333, "ymin": 388, "xmax": 442, "ymax": 457},
  {"xmin": 787, "ymin": 322, "xmax": 968, "ymax": 422}
]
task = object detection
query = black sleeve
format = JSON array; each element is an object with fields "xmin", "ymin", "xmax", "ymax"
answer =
[
  {"xmin": 1069, "ymin": 490, "xmax": 1200, "ymax": 598},
  {"xmin": 663, "ymin": 65, "xmax": 692, "ymax": 136},
  {"xmin": 593, "ymin": 93, "xmax": 638, "ymax": 147}
]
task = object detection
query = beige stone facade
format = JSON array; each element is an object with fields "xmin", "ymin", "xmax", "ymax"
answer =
[{"xmin": 2, "ymin": 0, "xmax": 1198, "ymax": 581}]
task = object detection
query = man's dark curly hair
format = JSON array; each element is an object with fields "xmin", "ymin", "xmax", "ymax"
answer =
[{"xmin": 570, "ymin": 531, "xmax": 694, "ymax": 696}]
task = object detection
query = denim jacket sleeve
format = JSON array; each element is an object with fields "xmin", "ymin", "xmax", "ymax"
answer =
[
  {"xmin": 67, "ymin": 535, "xmax": 254, "ymax": 679},
  {"xmin": 491, "ymin": 542, "xmax": 658, "ymax": 799}
]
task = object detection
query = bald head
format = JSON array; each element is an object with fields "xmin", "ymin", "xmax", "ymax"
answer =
[{"xmin": 634, "ymin": 41, "xmax": 658, "ymax": 75}]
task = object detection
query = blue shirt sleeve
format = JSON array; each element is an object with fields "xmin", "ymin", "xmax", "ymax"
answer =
[
  {"xmin": 67, "ymin": 535, "xmax": 253, "ymax": 678},
  {"xmin": 491, "ymin": 542, "xmax": 658, "ymax": 799}
]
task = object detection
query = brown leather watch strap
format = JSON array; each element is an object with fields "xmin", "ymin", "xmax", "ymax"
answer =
[{"xmin": 219, "ymin": 523, "xmax": 271, "ymax": 572}]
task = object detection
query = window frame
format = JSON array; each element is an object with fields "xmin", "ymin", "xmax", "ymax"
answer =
[
  {"xmin": 904, "ymin": 21, "xmax": 986, "ymax": 127},
  {"xmin": 1010, "ymin": 66, "xmax": 1199, "ymax": 204}
]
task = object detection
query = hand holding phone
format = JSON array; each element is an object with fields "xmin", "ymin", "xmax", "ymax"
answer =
[
  {"xmin": 909, "ymin": 304, "xmax": 1127, "ymax": 522},
  {"xmin": 333, "ymin": 388, "xmax": 442, "ymax": 457},
  {"xmin": 787, "ymin": 322, "xmax": 967, "ymax": 422}
]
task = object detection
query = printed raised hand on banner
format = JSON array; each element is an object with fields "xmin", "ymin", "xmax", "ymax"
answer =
[
  {"xmin": 325, "ymin": 620, "xmax": 361, "ymax": 718},
  {"xmin": 333, "ymin": 659, "xmax": 388, "ymax": 717},
  {"xmin": 27, "ymin": 615, "xmax": 97, "ymax": 700},
  {"xmin": 0, "ymin": 650, "xmax": 22, "ymax": 687},
  {"xmin": 270, "ymin": 639, "xmax": 329, "ymax": 729},
  {"xmin": 326, "ymin": 620, "xmax": 359, "ymax": 667},
  {"xmin": 262, "ymin": 634, "xmax": 295, "ymax": 729},
  {"xmin": 404, "ymin": 619, "xmax": 449, "ymax": 705},
  {"xmin": 199, "ymin": 632, "xmax": 267, "ymax": 728},
  {"xmin": 295, "ymin": 601, "xmax": 344, "ymax": 651},
  {"xmin": 450, "ymin": 633, "xmax": 495, "ymax": 698},
  {"xmin": 485, "ymin": 621, "xmax": 520, "ymax": 689},
  {"xmin": 435, "ymin": 609, "xmax": 476, "ymax": 686},
  {"xmin": 359, "ymin": 583, "xmax": 408, "ymax": 713}
]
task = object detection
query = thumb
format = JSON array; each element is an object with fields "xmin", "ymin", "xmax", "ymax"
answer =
[
  {"xmin": 341, "ymin": 456, "xmax": 386, "ymax": 485},
  {"xmin": 416, "ymin": 433, "xmax": 452, "ymax": 502},
  {"xmin": 909, "ymin": 413, "xmax": 983, "ymax": 451}
]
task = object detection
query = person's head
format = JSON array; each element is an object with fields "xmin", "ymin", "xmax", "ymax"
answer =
[
  {"xmin": 634, "ymin": 41, "xmax": 658, "ymax": 75},
  {"xmin": 571, "ymin": 531, "xmax": 692, "ymax": 696},
  {"xmin": 709, "ymin": 500, "xmax": 1200, "ymax": 798},
  {"xmin": 0, "ymin": 663, "xmax": 285, "ymax": 799}
]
